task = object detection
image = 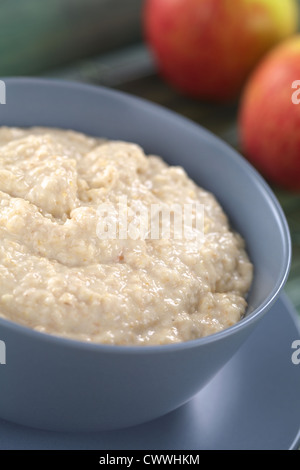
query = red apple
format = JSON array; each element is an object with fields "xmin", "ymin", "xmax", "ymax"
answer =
[
  {"xmin": 143, "ymin": 0, "xmax": 298, "ymax": 102},
  {"xmin": 239, "ymin": 35, "xmax": 300, "ymax": 192}
]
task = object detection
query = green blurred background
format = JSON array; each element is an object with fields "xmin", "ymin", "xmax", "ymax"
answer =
[
  {"xmin": 0, "ymin": 0, "xmax": 299, "ymax": 318},
  {"xmin": 0, "ymin": 0, "xmax": 143, "ymax": 75}
]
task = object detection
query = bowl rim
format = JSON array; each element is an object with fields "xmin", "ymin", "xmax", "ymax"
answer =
[{"xmin": 0, "ymin": 77, "xmax": 292, "ymax": 354}]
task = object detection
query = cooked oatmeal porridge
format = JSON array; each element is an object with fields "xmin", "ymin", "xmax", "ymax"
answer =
[{"xmin": 0, "ymin": 127, "xmax": 253, "ymax": 345}]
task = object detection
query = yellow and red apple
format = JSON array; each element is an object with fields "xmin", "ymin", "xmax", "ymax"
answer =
[
  {"xmin": 144, "ymin": 0, "xmax": 298, "ymax": 102},
  {"xmin": 239, "ymin": 35, "xmax": 300, "ymax": 191}
]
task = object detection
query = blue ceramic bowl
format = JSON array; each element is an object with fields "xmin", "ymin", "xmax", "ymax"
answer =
[{"xmin": 0, "ymin": 78, "xmax": 291, "ymax": 432}]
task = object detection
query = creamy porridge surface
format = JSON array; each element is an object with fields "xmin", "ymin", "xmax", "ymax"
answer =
[{"xmin": 0, "ymin": 127, "xmax": 253, "ymax": 345}]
